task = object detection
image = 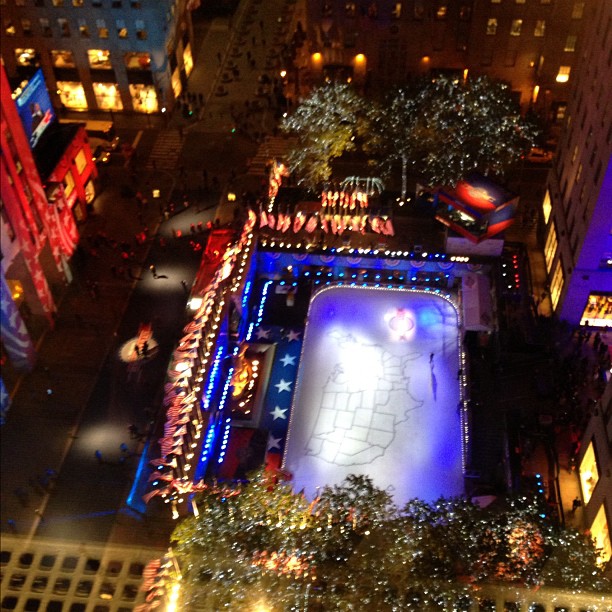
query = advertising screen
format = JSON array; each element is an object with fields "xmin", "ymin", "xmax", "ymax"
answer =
[{"xmin": 14, "ymin": 69, "xmax": 56, "ymax": 148}]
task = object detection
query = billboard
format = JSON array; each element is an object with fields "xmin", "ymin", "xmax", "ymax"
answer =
[{"xmin": 14, "ymin": 69, "xmax": 56, "ymax": 148}]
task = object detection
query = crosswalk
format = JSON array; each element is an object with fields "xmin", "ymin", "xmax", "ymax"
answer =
[
  {"xmin": 146, "ymin": 129, "xmax": 183, "ymax": 171},
  {"xmin": 246, "ymin": 135, "xmax": 297, "ymax": 176}
]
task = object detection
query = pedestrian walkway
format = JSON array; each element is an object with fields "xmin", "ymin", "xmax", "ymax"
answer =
[
  {"xmin": 247, "ymin": 135, "xmax": 297, "ymax": 175},
  {"xmin": 145, "ymin": 128, "xmax": 183, "ymax": 171}
]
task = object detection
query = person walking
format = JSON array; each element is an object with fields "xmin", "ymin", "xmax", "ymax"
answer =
[
  {"xmin": 95, "ymin": 450, "xmax": 103, "ymax": 463},
  {"xmin": 149, "ymin": 264, "xmax": 158, "ymax": 279}
]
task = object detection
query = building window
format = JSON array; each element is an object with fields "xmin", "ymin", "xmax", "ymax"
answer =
[
  {"xmin": 15, "ymin": 48, "xmax": 38, "ymax": 66},
  {"xmin": 534, "ymin": 20, "xmax": 545, "ymax": 36},
  {"xmin": 79, "ymin": 19, "xmax": 89, "ymax": 37},
  {"xmin": 544, "ymin": 223, "xmax": 557, "ymax": 273},
  {"xmin": 57, "ymin": 81, "xmax": 87, "ymax": 109},
  {"xmin": 435, "ymin": 3, "xmax": 447, "ymax": 19},
  {"xmin": 93, "ymin": 82, "xmax": 123, "ymax": 110},
  {"xmin": 490, "ymin": 0, "xmax": 501, "ymax": 3},
  {"xmin": 72, "ymin": 0, "xmax": 83, "ymax": 5},
  {"xmin": 540, "ymin": 0, "xmax": 551, "ymax": 4},
  {"xmin": 504, "ymin": 49, "xmax": 517, "ymax": 66},
  {"xmin": 112, "ymin": 0, "xmax": 122, "ymax": 7},
  {"xmin": 549, "ymin": 260, "xmax": 564, "ymax": 311},
  {"xmin": 92, "ymin": 0, "xmax": 102, "ymax": 6},
  {"xmin": 131, "ymin": 0, "xmax": 141, "ymax": 7},
  {"xmin": 578, "ymin": 441, "xmax": 599, "ymax": 504},
  {"xmin": 52, "ymin": 0, "xmax": 64, "ymax": 5},
  {"xmin": 572, "ymin": 2, "xmax": 584, "ymax": 18},
  {"xmin": 459, "ymin": 5, "xmax": 471, "ymax": 20},
  {"xmin": 391, "ymin": 2, "xmax": 402, "ymax": 18},
  {"xmin": 414, "ymin": 0, "xmax": 424, "ymax": 19},
  {"xmin": 35, "ymin": 0, "xmax": 45, "ymax": 6},
  {"xmin": 135, "ymin": 19, "xmax": 147, "ymax": 40},
  {"xmin": 576, "ymin": 163, "xmax": 583, "ymax": 182},
  {"xmin": 510, "ymin": 19, "xmax": 522, "ymax": 36},
  {"xmin": 481, "ymin": 49, "xmax": 493, "ymax": 65},
  {"xmin": 542, "ymin": 190, "xmax": 551, "ymax": 224},
  {"xmin": 515, "ymin": 0, "xmax": 525, "ymax": 3},
  {"xmin": 88, "ymin": 49, "xmax": 112, "ymax": 69},
  {"xmin": 345, "ymin": 2, "xmax": 356, "ymax": 17},
  {"xmin": 571, "ymin": 145, "xmax": 578, "ymax": 163},
  {"xmin": 486, "ymin": 18, "xmax": 497, "ymax": 35},
  {"xmin": 97, "ymin": 19, "xmax": 109, "ymax": 38},
  {"xmin": 564, "ymin": 35, "xmax": 577, "ymax": 51},
  {"xmin": 556, "ymin": 65, "xmax": 571, "ymax": 83},
  {"xmin": 129, "ymin": 84, "xmax": 158, "ymax": 113},
  {"xmin": 116, "ymin": 19, "xmax": 128, "ymax": 38},
  {"xmin": 124, "ymin": 51, "xmax": 151, "ymax": 69},
  {"xmin": 21, "ymin": 18, "xmax": 32, "ymax": 35},
  {"xmin": 4, "ymin": 20, "xmax": 16, "ymax": 36},
  {"xmin": 51, "ymin": 50, "xmax": 76, "ymax": 68},
  {"xmin": 39, "ymin": 18, "xmax": 52, "ymax": 36},
  {"xmin": 58, "ymin": 18, "xmax": 70, "ymax": 37}
]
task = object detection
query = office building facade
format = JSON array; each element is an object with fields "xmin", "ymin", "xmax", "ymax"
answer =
[
  {"xmin": 540, "ymin": 0, "xmax": 611, "ymax": 327},
  {"xmin": 1, "ymin": 0, "xmax": 195, "ymax": 115}
]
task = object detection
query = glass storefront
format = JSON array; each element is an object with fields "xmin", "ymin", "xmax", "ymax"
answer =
[
  {"xmin": 129, "ymin": 84, "xmax": 158, "ymax": 113},
  {"xmin": 578, "ymin": 440, "xmax": 599, "ymax": 505},
  {"xmin": 590, "ymin": 504, "xmax": 611, "ymax": 567},
  {"xmin": 171, "ymin": 67, "xmax": 182, "ymax": 98},
  {"xmin": 84, "ymin": 179, "xmax": 95, "ymax": 204},
  {"xmin": 124, "ymin": 51, "xmax": 151, "ymax": 70},
  {"xmin": 93, "ymin": 82, "xmax": 123, "ymax": 111},
  {"xmin": 14, "ymin": 48, "xmax": 37, "ymax": 67},
  {"xmin": 57, "ymin": 81, "xmax": 87, "ymax": 109},
  {"xmin": 580, "ymin": 294, "xmax": 612, "ymax": 328},
  {"xmin": 183, "ymin": 43, "xmax": 193, "ymax": 77}
]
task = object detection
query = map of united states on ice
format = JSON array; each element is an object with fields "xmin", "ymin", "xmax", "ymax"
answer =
[{"xmin": 305, "ymin": 333, "xmax": 423, "ymax": 466}]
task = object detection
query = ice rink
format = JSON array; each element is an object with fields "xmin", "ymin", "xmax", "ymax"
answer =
[{"xmin": 283, "ymin": 286, "xmax": 464, "ymax": 506}]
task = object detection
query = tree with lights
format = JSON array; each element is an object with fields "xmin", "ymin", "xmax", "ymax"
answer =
[
  {"xmin": 368, "ymin": 74, "xmax": 539, "ymax": 192},
  {"xmin": 280, "ymin": 83, "xmax": 371, "ymax": 191},
  {"xmin": 170, "ymin": 471, "xmax": 610, "ymax": 610}
]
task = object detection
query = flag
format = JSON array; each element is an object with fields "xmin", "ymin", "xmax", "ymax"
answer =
[
  {"xmin": 304, "ymin": 215, "xmax": 318, "ymax": 233},
  {"xmin": 142, "ymin": 489, "xmax": 161, "ymax": 504},
  {"xmin": 267, "ymin": 213, "xmax": 275, "ymax": 228},
  {"xmin": 384, "ymin": 218, "xmax": 395, "ymax": 236},
  {"xmin": 276, "ymin": 212, "xmax": 285, "ymax": 230},
  {"xmin": 293, "ymin": 214, "xmax": 306, "ymax": 233},
  {"xmin": 321, "ymin": 218, "xmax": 329, "ymax": 233},
  {"xmin": 281, "ymin": 215, "xmax": 291, "ymax": 232}
]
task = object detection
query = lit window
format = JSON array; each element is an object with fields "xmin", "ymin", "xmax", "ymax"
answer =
[
  {"xmin": 88, "ymin": 49, "xmax": 112, "ymax": 69},
  {"xmin": 542, "ymin": 190, "xmax": 551, "ymax": 224},
  {"xmin": 534, "ymin": 20, "xmax": 545, "ymax": 36},
  {"xmin": 72, "ymin": 0, "xmax": 83, "ymax": 5},
  {"xmin": 571, "ymin": 145, "xmax": 578, "ymax": 163},
  {"xmin": 131, "ymin": 0, "xmax": 142, "ymax": 7},
  {"xmin": 572, "ymin": 2, "xmax": 584, "ymax": 18},
  {"xmin": 21, "ymin": 18, "xmax": 32, "ymax": 35},
  {"xmin": 116, "ymin": 19, "xmax": 127, "ymax": 38},
  {"xmin": 345, "ymin": 2, "xmax": 356, "ymax": 17},
  {"xmin": 15, "ymin": 48, "xmax": 37, "ymax": 66},
  {"xmin": 124, "ymin": 51, "xmax": 151, "ymax": 70},
  {"xmin": 578, "ymin": 441, "xmax": 599, "ymax": 504},
  {"xmin": 51, "ymin": 50, "xmax": 76, "ymax": 68},
  {"xmin": 576, "ymin": 163, "xmax": 583, "ymax": 181},
  {"xmin": 515, "ymin": 0, "xmax": 525, "ymax": 3},
  {"xmin": 58, "ymin": 18, "xmax": 70, "ymax": 37},
  {"xmin": 391, "ymin": 2, "xmax": 402, "ymax": 18},
  {"xmin": 459, "ymin": 5, "xmax": 471, "ymax": 20},
  {"xmin": 96, "ymin": 19, "xmax": 108, "ymax": 39},
  {"xmin": 556, "ymin": 65, "xmax": 571, "ymax": 83},
  {"xmin": 510, "ymin": 19, "xmax": 522, "ymax": 36},
  {"xmin": 564, "ymin": 35, "xmax": 577, "ymax": 51},
  {"xmin": 39, "ymin": 18, "xmax": 52, "ymax": 36},
  {"xmin": 544, "ymin": 223, "xmax": 558, "ymax": 273},
  {"xmin": 52, "ymin": 0, "xmax": 64, "ymax": 5},
  {"xmin": 4, "ymin": 19, "xmax": 16, "ymax": 36},
  {"xmin": 79, "ymin": 19, "xmax": 89, "ymax": 37},
  {"xmin": 490, "ymin": 0, "xmax": 501, "ymax": 4},
  {"xmin": 436, "ymin": 3, "xmax": 447, "ymax": 18},
  {"xmin": 486, "ymin": 18, "xmax": 498, "ymax": 35}
]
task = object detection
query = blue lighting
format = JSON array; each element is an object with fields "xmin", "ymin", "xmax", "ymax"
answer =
[{"xmin": 241, "ymin": 280, "xmax": 252, "ymax": 311}]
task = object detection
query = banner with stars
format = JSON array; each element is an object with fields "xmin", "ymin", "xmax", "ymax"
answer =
[{"xmin": 255, "ymin": 325, "xmax": 302, "ymax": 459}]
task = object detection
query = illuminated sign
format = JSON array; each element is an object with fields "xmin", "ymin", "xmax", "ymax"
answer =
[{"xmin": 13, "ymin": 69, "xmax": 56, "ymax": 148}]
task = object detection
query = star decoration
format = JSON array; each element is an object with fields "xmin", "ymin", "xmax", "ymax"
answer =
[
  {"xmin": 280, "ymin": 353, "xmax": 296, "ymax": 367},
  {"xmin": 270, "ymin": 405, "xmax": 288, "ymax": 420},
  {"xmin": 274, "ymin": 379, "xmax": 292, "ymax": 393},
  {"xmin": 256, "ymin": 327, "xmax": 271, "ymax": 339},
  {"xmin": 267, "ymin": 435, "xmax": 282, "ymax": 451},
  {"xmin": 286, "ymin": 330, "xmax": 301, "ymax": 342}
]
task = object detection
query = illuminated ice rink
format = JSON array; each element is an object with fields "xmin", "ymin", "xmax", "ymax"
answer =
[{"xmin": 283, "ymin": 286, "xmax": 464, "ymax": 505}]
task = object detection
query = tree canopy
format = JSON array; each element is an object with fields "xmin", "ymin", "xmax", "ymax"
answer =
[
  {"xmin": 170, "ymin": 471, "xmax": 609, "ymax": 610},
  {"xmin": 281, "ymin": 76, "xmax": 539, "ymax": 191}
]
